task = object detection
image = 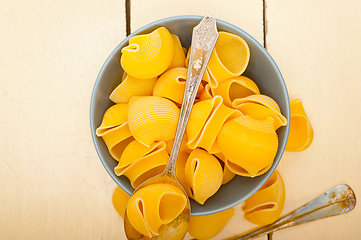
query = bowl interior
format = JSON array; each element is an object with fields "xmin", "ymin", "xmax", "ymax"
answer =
[{"xmin": 90, "ymin": 15, "xmax": 290, "ymax": 216}]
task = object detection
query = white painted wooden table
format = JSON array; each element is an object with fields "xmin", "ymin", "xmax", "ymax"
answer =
[{"xmin": 1, "ymin": 0, "xmax": 360, "ymax": 239}]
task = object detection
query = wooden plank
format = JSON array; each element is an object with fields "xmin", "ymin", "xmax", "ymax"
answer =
[
  {"xmin": 130, "ymin": 1, "xmax": 267, "ymax": 239},
  {"xmin": 130, "ymin": 0, "xmax": 264, "ymax": 45},
  {"xmin": 0, "ymin": 0, "xmax": 126, "ymax": 239},
  {"xmin": 266, "ymin": 0, "xmax": 361, "ymax": 239}
]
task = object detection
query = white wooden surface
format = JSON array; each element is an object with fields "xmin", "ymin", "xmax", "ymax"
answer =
[
  {"xmin": 0, "ymin": 1, "xmax": 126, "ymax": 239},
  {"xmin": 130, "ymin": 0, "xmax": 264, "ymax": 45},
  {"xmin": 266, "ymin": 0, "xmax": 361, "ymax": 239},
  {"xmin": 1, "ymin": 0, "xmax": 360, "ymax": 239}
]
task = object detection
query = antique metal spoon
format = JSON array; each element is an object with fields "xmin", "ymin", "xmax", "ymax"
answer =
[
  {"xmin": 232, "ymin": 184, "xmax": 356, "ymax": 240},
  {"xmin": 124, "ymin": 15, "xmax": 219, "ymax": 240}
]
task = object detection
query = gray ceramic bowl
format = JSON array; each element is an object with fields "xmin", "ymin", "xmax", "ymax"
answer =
[{"xmin": 90, "ymin": 15, "xmax": 290, "ymax": 216}]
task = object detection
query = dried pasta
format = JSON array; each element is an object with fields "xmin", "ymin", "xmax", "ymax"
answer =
[
  {"xmin": 165, "ymin": 132, "xmax": 192, "ymax": 155},
  {"xmin": 184, "ymin": 149, "xmax": 223, "ymax": 204},
  {"xmin": 126, "ymin": 183, "xmax": 187, "ymax": 238},
  {"xmin": 96, "ymin": 103, "xmax": 133, "ymax": 160},
  {"xmin": 153, "ymin": 67, "xmax": 188, "ymax": 104},
  {"xmin": 243, "ymin": 171, "xmax": 285, "ymax": 225},
  {"xmin": 214, "ymin": 152, "xmax": 236, "ymax": 185},
  {"xmin": 109, "ymin": 73, "xmax": 157, "ymax": 103},
  {"xmin": 212, "ymin": 76, "xmax": 260, "ymax": 108},
  {"xmin": 167, "ymin": 34, "xmax": 186, "ymax": 70},
  {"xmin": 188, "ymin": 208, "xmax": 234, "ymax": 239},
  {"xmin": 114, "ymin": 141, "xmax": 169, "ymax": 188},
  {"xmin": 233, "ymin": 94, "xmax": 288, "ymax": 130},
  {"xmin": 217, "ymin": 116, "xmax": 278, "ymax": 177},
  {"xmin": 127, "ymin": 96, "xmax": 180, "ymax": 147},
  {"xmin": 96, "ymin": 28, "xmax": 290, "ymax": 230},
  {"xmin": 186, "ymin": 96, "xmax": 242, "ymax": 153},
  {"xmin": 199, "ymin": 83, "xmax": 213, "ymax": 101},
  {"xmin": 285, "ymin": 99, "xmax": 314, "ymax": 152},
  {"xmin": 121, "ymin": 27, "xmax": 174, "ymax": 79},
  {"xmin": 207, "ymin": 31, "xmax": 250, "ymax": 88},
  {"xmin": 112, "ymin": 186, "xmax": 130, "ymax": 218}
]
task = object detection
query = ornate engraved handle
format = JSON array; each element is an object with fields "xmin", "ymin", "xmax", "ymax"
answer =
[{"xmin": 166, "ymin": 15, "xmax": 219, "ymax": 175}]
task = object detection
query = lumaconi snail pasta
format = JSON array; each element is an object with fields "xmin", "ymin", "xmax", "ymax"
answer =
[
  {"xmin": 97, "ymin": 25, "xmax": 288, "ymax": 236},
  {"xmin": 126, "ymin": 183, "xmax": 188, "ymax": 238},
  {"xmin": 285, "ymin": 99, "xmax": 314, "ymax": 152},
  {"xmin": 188, "ymin": 208, "xmax": 234, "ymax": 239},
  {"xmin": 242, "ymin": 171, "xmax": 285, "ymax": 225},
  {"xmin": 97, "ymin": 25, "xmax": 288, "ymax": 203}
]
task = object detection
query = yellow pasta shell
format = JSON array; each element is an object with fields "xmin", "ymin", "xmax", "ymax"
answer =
[
  {"xmin": 182, "ymin": 47, "xmax": 187, "ymax": 56},
  {"xmin": 243, "ymin": 171, "xmax": 285, "ymax": 225},
  {"xmin": 109, "ymin": 73, "xmax": 157, "ymax": 103},
  {"xmin": 121, "ymin": 27, "xmax": 174, "ymax": 79},
  {"xmin": 207, "ymin": 31, "xmax": 250, "ymax": 88},
  {"xmin": 153, "ymin": 67, "xmax": 187, "ymax": 104},
  {"xmin": 112, "ymin": 186, "xmax": 130, "ymax": 218},
  {"xmin": 185, "ymin": 47, "xmax": 190, "ymax": 67},
  {"xmin": 165, "ymin": 132, "xmax": 192, "ymax": 154},
  {"xmin": 96, "ymin": 103, "xmax": 132, "ymax": 161},
  {"xmin": 96, "ymin": 103, "xmax": 128, "ymax": 136},
  {"xmin": 185, "ymin": 149, "xmax": 223, "ymax": 205},
  {"xmin": 167, "ymin": 34, "xmax": 186, "ymax": 70},
  {"xmin": 187, "ymin": 96, "xmax": 242, "ymax": 153},
  {"xmin": 126, "ymin": 183, "xmax": 187, "ymax": 238},
  {"xmin": 101, "ymin": 124, "xmax": 133, "ymax": 161},
  {"xmin": 116, "ymin": 141, "xmax": 169, "ymax": 188},
  {"xmin": 199, "ymin": 83, "xmax": 213, "ymax": 101},
  {"xmin": 115, "ymin": 140, "xmax": 164, "ymax": 173},
  {"xmin": 127, "ymin": 96, "xmax": 180, "ymax": 147},
  {"xmin": 188, "ymin": 208, "xmax": 234, "ymax": 240},
  {"xmin": 212, "ymin": 76, "xmax": 260, "ymax": 108},
  {"xmin": 175, "ymin": 151, "xmax": 193, "ymax": 197},
  {"xmin": 214, "ymin": 152, "xmax": 236, "ymax": 185},
  {"xmin": 285, "ymin": 99, "xmax": 314, "ymax": 152},
  {"xmin": 233, "ymin": 94, "xmax": 288, "ymax": 130},
  {"xmin": 217, "ymin": 116, "xmax": 278, "ymax": 177}
]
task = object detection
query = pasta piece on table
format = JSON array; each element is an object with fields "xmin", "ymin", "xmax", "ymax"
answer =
[
  {"xmin": 112, "ymin": 186, "xmax": 130, "ymax": 218},
  {"xmin": 188, "ymin": 208, "xmax": 234, "ymax": 239},
  {"xmin": 285, "ymin": 98, "xmax": 314, "ymax": 152},
  {"xmin": 243, "ymin": 171, "xmax": 285, "ymax": 225}
]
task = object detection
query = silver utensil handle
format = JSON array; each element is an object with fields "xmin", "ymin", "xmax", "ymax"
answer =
[
  {"xmin": 166, "ymin": 15, "xmax": 219, "ymax": 175},
  {"xmin": 235, "ymin": 184, "xmax": 356, "ymax": 240}
]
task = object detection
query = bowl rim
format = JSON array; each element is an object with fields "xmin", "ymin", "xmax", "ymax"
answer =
[{"xmin": 90, "ymin": 15, "xmax": 290, "ymax": 216}]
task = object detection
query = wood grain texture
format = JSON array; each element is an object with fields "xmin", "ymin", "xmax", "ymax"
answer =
[
  {"xmin": 0, "ymin": 0, "xmax": 126, "ymax": 239},
  {"xmin": 130, "ymin": 0, "xmax": 264, "ymax": 45},
  {"xmin": 266, "ymin": 0, "xmax": 361, "ymax": 239}
]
